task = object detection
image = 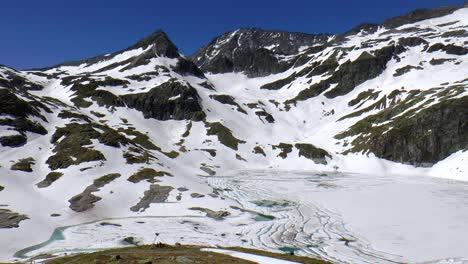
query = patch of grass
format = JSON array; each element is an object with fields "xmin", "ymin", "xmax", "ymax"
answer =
[
  {"xmin": 205, "ymin": 122, "xmax": 245, "ymax": 150},
  {"xmin": 123, "ymin": 147, "xmax": 154, "ymax": 164},
  {"xmin": 393, "ymin": 65, "xmax": 423, "ymax": 76},
  {"xmin": 44, "ymin": 244, "xmax": 332, "ymax": 264},
  {"xmin": 295, "ymin": 143, "xmax": 331, "ymax": 165},
  {"xmin": 348, "ymin": 89, "xmax": 380, "ymax": 107},
  {"xmin": 93, "ymin": 173, "xmax": 121, "ymax": 188},
  {"xmin": 57, "ymin": 110, "xmax": 91, "ymax": 122},
  {"xmin": 253, "ymin": 146, "xmax": 266, "ymax": 156},
  {"xmin": 272, "ymin": 143, "xmax": 293, "ymax": 159},
  {"xmin": 209, "ymin": 94, "xmax": 247, "ymax": 114},
  {"xmin": 47, "ymin": 123, "xmax": 105, "ymax": 170},
  {"xmin": 118, "ymin": 127, "xmax": 179, "ymax": 159},
  {"xmin": 36, "ymin": 172, "xmax": 64, "ymax": 188},
  {"xmin": 182, "ymin": 121, "xmax": 192, "ymax": 138},
  {"xmin": 128, "ymin": 168, "xmax": 172, "ymax": 183},
  {"xmin": 10, "ymin": 157, "xmax": 35, "ymax": 172},
  {"xmin": 339, "ymin": 96, "xmax": 387, "ymax": 121}
]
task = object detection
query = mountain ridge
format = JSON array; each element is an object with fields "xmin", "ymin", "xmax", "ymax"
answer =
[{"xmin": 0, "ymin": 4, "xmax": 467, "ymax": 263}]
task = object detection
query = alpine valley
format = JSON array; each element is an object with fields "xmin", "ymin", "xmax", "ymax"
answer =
[{"xmin": 1, "ymin": 3, "xmax": 468, "ymax": 264}]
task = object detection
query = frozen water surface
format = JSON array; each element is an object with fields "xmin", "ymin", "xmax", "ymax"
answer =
[{"xmin": 16, "ymin": 170, "xmax": 468, "ymax": 263}]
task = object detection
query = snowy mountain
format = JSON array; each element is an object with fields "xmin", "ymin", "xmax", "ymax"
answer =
[{"xmin": 0, "ymin": 3, "xmax": 467, "ymax": 263}]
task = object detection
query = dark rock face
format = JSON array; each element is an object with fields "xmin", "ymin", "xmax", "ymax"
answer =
[
  {"xmin": 190, "ymin": 28, "xmax": 332, "ymax": 77},
  {"xmin": 323, "ymin": 45, "xmax": 405, "ymax": 98},
  {"xmin": 173, "ymin": 58, "xmax": 205, "ymax": 78},
  {"xmin": 10, "ymin": 157, "xmax": 35, "ymax": 172},
  {"xmin": 0, "ymin": 89, "xmax": 48, "ymax": 146},
  {"xmin": 0, "ymin": 134, "xmax": 27, "ymax": 147},
  {"xmin": 426, "ymin": 43, "xmax": 468, "ymax": 55},
  {"xmin": 367, "ymin": 97, "xmax": 468, "ymax": 166},
  {"xmin": 339, "ymin": 96, "xmax": 468, "ymax": 166},
  {"xmin": 398, "ymin": 37, "xmax": 428, "ymax": 47},
  {"xmin": 122, "ymin": 82, "xmax": 205, "ymax": 121},
  {"xmin": 129, "ymin": 30, "xmax": 180, "ymax": 59},
  {"xmin": 0, "ymin": 89, "xmax": 46, "ymax": 119},
  {"xmin": 0, "ymin": 70, "xmax": 43, "ymax": 91},
  {"xmin": 344, "ymin": 4, "xmax": 462, "ymax": 35},
  {"xmin": 289, "ymin": 45, "xmax": 405, "ymax": 103},
  {"xmin": 382, "ymin": 5, "xmax": 461, "ymax": 29},
  {"xmin": 295, "ymin": 143, "xmax": 331, "ymax": 165}
]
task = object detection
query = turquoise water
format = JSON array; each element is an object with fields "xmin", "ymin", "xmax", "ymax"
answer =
[{"xmin": 14, "ymin": 226, "xmax": 66, "ymax": 258}]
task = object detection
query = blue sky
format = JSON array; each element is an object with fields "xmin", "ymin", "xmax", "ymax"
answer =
[{"xmin": 1, "ymin": 0, "xmax": 464, "ymax": 69}]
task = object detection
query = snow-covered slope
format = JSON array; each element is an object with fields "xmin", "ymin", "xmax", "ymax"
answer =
[{"xmin": 0, "ymin": 4, "xmax": 467, "ymax": 263}]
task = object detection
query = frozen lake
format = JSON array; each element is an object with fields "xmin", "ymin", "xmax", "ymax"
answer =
[{"xmin": 16, "ymin": 170, "xmax": 468, "ymax": 263}]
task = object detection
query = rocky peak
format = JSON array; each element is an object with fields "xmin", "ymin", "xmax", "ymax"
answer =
[
  {"xmin": 344, "ymin": 3, "xmax": 464, "ymax": 36},
  {"xmin": 190, "ymin": 28, "xmax": 334, "ymax": 77},
  {"xmin": 125, "ymin": 30, "xmax": 180, "ymax": 59}
]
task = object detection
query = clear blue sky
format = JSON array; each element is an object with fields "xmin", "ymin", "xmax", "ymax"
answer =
[{"xmin": 1, "ymin": 0, "xmax": 465, "ymax": 69}]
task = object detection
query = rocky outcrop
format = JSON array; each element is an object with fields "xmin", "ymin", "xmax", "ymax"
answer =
[
  {"xmin": 0, "ymin": 89, "xmax": 48, "ymax": 141},
  {"xmin": 69, "ymin": 173, "xmax": 121, "ymax": 212},
  {"xmin": 288, "ymin": 45, "xmax": 405, "ymax": 103},
  {"xmin": 0, "ymin": 209, "xmax": 29, "ymax": 228},
  {"xmin": 122, "ymin": 82, "xmax": 205, "ymax": 121},
  {"xmin": 337, "ymin": 96, "xmax": 468, "ymax": 166},
  {"xmin": 295, "ymin": 143, "xmax": 331, "ymax": 165},
  {"xmin": 190, "ymin": 28, "xmax": 332, "ymax": 77},
  {"xmin": 130, "ymin": 185, "xmax": 174, "ymax": 212}
]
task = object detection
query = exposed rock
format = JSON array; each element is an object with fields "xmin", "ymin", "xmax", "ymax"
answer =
[
  {"xmin": 205, "ymin": 122, "xmax": 245, "ymax": 150},
  {"xmin": 272, "ymin": 143, "xmax": 293, "ymax": 159},
  {"xmin": 36, "ymin": 171, "xmax": 64, "ymax": 188},
  {"xmin": 393, "ymin": 65, "xmax": 423, "ymax": 76},
  {"xmin": 200, "ymin": 166, "xmax": 216, "ymax": 176},
  {"xmin": 190, "ymin": 193, "xmax": 205, "ymax": 198},
  {"xmin": 130, "ymin": 185, "xmax": 174, "ymax": 212},
  {"xmin": 337, "ymin": 95, "xmax": 468, "ymax": 166},
  {"xmin": 253, "ymin": 146, "xmax": 266, "ymax": 156},
  {"xmin": 69, "ymin": 191, "xmax": 102, "ymax": 212},
  {"xmin": 429, "ymin": 58, "xmax": 457, "ymax": 65},
  {"xmin": 255, "ymin": 110, "xmax": 275, "ymax": 123},
  {"xmin": 209, "ymin": 94, "xmax": 247, "ymax": 114},
  {"xmin": 11, "ymin": 157, "xmax": 35, "ymax": 172},
  {"xmin": 295, "ymin": 143, "xmax": 331, "ymax": 165},
  {"xmin": 189, "ymin": 207, "xmax": 230, "ymax": 220},
  {"xmin": 426, "ymin": 43, "xmax": 468, "ymax": 55},
  {"xmin": 121, "ymin": 82, "xmax": 205, "ymax": 121},
  {"xmin": 127, "ymin": 168, "xmax": 172, "ymax": 183},
  {"xmin": 190, "ymin": 28, "xmax": 332, "ymax": 77},
  {"xmin": 288, "ymin": 45, "xmax": 405, "ymax": 103},
  {"xmin": 69, "ymin": 173, "xmax": 121, "ymax": 212},
  {"xmin": 0, "ymin": 209, "xmax": 29, "ymax": 228},
  {"xmin": 173, "ymin": 58, "xmax": 205, "ymax": 78},
  {"xmin": 0, "ymin": 134, "xmax": 27, "ymax": 147}
]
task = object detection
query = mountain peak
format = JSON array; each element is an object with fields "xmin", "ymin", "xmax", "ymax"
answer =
[
  {"xmin": 190, "ymin": 27, "xmax": 333, "ymax": 77},
  {"xmin": 126, "ymin": 30, "xmax": 180, "ymax": 59}
]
